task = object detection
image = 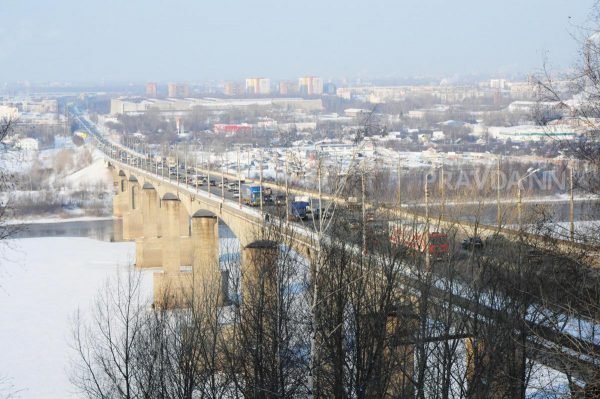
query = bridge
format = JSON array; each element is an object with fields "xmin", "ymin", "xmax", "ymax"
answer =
[{"xmin": 73, "ymin": 109, "xmax": 600, "ymax": 397}]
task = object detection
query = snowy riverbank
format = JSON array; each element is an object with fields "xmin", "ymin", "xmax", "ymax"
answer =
[{"xmin": 0, "ymin": 237, "xmax": 148, "ymax": 398}]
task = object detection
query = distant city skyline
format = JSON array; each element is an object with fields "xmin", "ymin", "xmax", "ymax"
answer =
[{"xmin": 0, "ymin": 0, "xmax": 595, "ymax": 83}]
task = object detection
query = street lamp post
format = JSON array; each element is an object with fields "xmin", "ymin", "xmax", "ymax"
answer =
[
  {"xmin": 397, "ymin": 157, "xmax": 402, "ymax": 209},
  {"xmin": 285, "ymin": 151, "xmax": 289, "ymax": 222},
  {"xmin": 517, "ymin": 167, "xmax": 541, "ymax": 233},
  {"xmin": 569, "ymin": 164, "xmax": 575, "ymax": 242},
  {"xmin": 259, "ymin": 150, "xmax": 264, "ymax": 215},
  {"xmin": 237, "ymin": 147, "xmax": 242, "ymax": 208},
  {"xmin": 176, "ymin": 144, "xmax": 180, "ymax": 188},
  {"xmin": 207, "ymin": 150, "xmax": 211, "ymax": 198},
  {"xmin": 221, "ymin": 153, "xmax": 225, "ymax": 200},
  {"xmin": 497, "ymin": 156, "xmax": 502, "ymax": 230},
  {"xmin": 195, "ymin": 146, "xmax": 199, "ymax": 192}
]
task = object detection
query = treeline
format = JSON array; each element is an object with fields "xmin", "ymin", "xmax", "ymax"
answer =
[{"xmin": 70, "ymin": 207, "xmax": 600, "ymax": 398}]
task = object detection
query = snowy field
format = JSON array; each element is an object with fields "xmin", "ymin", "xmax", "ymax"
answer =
[{"xmin": 0, "ymin": 237, "xmax": 147, "ymax": 399}]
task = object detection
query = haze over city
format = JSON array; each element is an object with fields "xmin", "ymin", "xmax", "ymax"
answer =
[
  {"xmin": 2, "ymin": 1, "xmax": 600, "ymax": 399},
  {"xmin": 1, "ymin": 0, "xmax": 595, "ymax": 83}
]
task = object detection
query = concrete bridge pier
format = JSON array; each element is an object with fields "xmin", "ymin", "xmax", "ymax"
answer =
[
  {"xmin": 241, "ymin": 240, "xmax": 279, "ymax": 317},
  {"xmin": 160, "ymin": 193, "xmax": 182, "ymax": 274},
  {"xmin": 465, "ymin": 336, "xmax": 525, "ymax": 399},
  {"xmin": 154, "ymin": 193, "xmax": 184, "ymax": 307},
  {"xmin": 122, "ymin": 176, "xmax": 143, "ymax": 241},
  {"xmin": 112, "ymin": 170, "xmax": 128, "ymax": 218},
  {"xmin": 190, "ymin": 211, "xmax": 222, "ymax": 304},
  {"xmin": 384, "ymin": 303, "xmax": 416, "ymax": 398},
  {"xmin": 135, "ymin": 183, "xmax": 162, "ymax": 268},
  {"xmin": 239, "ymin": 240, "xmax": 280, "ymax": 397}
]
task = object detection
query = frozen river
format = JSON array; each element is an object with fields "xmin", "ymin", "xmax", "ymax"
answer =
[
  {"xmin": 0, "ymin": 218, "xmax": 240, "ymax": 399},
  {"xmin": 0, "ymin": 236, "xmax": 142, "ymax": 398}
]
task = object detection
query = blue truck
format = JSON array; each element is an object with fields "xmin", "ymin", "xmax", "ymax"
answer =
[
  {"xmin": 244, "ymin": 186, "xmax": 262, "ymax": 206},
  {"xmin": 244, "ymin": 186, "xmax": 273, "ymax": 206},
  {"xmin": 288, "ymin": 201, "xmax": 309, "ymax": 220}
]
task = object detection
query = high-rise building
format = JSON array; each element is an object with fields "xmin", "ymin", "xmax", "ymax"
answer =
[
  {"xmin": 298, "ymin": 76, "xmax": 323, "ymax": 96},
  {"xmin": 245, "ymin": 78, "xmax": 271, "ymax": 95},
  {"xmin": 490, "ymin": 79, "xmax": 507, "ymax": 90},
  {"xmin": 323, "ymin": 82, "xmax": 337, "ymax": 95},
  {"xmin": 224, "ymin": 81, "xmax": 243, "ymax": 96},
  {"xmin": 168, "ymin": 83, "xmax": 190, "ymax": 98},
  {"xmin": 278, "ymin": 81, "xmax": 298, "ymax": 95},
  {"xmin": 146, "ymin": 82, "xmax": 157, "ymax": 98}
]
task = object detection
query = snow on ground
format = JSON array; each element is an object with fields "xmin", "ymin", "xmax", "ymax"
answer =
[
  {"xmin": 0, "ymin": 237, "xmax": 149, "ymax": 399},
  {"xmin": 64, "ymin": 158, "xmax": 112, "ymax": 189}
]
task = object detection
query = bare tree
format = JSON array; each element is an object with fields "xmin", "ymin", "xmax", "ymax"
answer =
[{"xmin": 70, "ymin": 268, "xmax": 151, "ymax": 399}]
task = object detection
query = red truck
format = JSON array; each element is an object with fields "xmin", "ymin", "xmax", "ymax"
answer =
[{"xmin": 389, "ymin": 220, "xmax": 449, "ymax": 258}]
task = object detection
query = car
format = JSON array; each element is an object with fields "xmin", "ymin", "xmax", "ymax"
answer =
[{"xmin": 461, "ymin": 236, "xmax": 484, "ymax": 250}]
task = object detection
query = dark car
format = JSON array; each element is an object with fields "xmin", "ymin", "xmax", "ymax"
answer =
[{"xmin": 461, "ymin": 236, "xmax": 484, "ymax": 250}]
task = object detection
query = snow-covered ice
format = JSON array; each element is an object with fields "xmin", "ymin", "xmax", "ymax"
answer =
[{"xmin": 0, "ymin": 237, "xmax": 149, "ymax": 399}]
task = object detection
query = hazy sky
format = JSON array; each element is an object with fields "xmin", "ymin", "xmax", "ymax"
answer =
[{"xmin": 0, "ymin": 0, "xmax": 596, "ymax": 83}]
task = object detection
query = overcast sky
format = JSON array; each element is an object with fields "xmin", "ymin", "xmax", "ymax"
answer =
[{"xmin": 0, "ymin": 0, "xmax": 595, "ymax": 83}]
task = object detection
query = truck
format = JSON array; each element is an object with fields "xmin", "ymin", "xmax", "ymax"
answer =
[
  {"xmin": 243, "ymin": 186, "xmax": 274, "ymax": 206},
  {"xmin": 388, "ymin": 220, "xmax": 449, "ymax": 259},
  {"xmin": 288, "ymin": 201, "xmax": 309, "ymax": 221},
  {"xmin": 244, "ymin": 186, "xmax": 263, "ymax": 206}
]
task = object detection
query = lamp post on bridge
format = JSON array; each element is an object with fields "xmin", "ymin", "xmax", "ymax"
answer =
[
  {"xmin": 237, "ymin": 146, "xmax": 242, "ymax": 208},
  {"xmin": 176, "ymin": 144, "xmax": 180, "ymax": 188},
  {"xmin": 207, "ymin": 148, "xmax": 211, "ymax": 198},
  {"xmin": 221, "ymin": 152, "xmax": 225, "ymax": 200},
  {"xmin": 184, "ymin": 143, "xmax": 188, "ymax": 186},
  {"xmin": 259, "ymin": 149, "xmax": 264, "ymax": 216},
  {"xmin": 517, "ymin": 167, "xmax": 541, "ymax": 233},
  {"xmin": 285, "ymin": 151, "xmax": 289, "ymax": 222}
]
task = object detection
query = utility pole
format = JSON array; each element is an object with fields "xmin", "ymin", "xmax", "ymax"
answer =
[
  {"xmin": 259, "ymin": 149, "xmax": 264, "ymax": 215},
  {"xmin": 184, "ymin": 144, "xmax": 188, "ymax": 185},
  {"xmin": 497, "ymin": 155, "xmax": 501, "ymax": 230},
  {"xmin": 440, "ymin": 162, "xmax": 445, "ymax": 218},
  {"xmin": 221, "ymin": 153, "xmax": 225, "ymax": 199},
  {"xmin": 285, "ymin": 151, "xmax": 289, "ymax": 222},
  {"xmin": 161, "ymin": 144, "xmax": 165, "ymax": 180},
  {"xmin": 237, "ymin": 147, "xmax": 242, "ymax": 208},
  {"xmin": 396, "ymin": 157, "xmax": 402, "ymax": 209},
  {"xmin": 177, "ymin": 145, "xmax": 181, "ymax": 187},
  {"xmin": 425, "ymin": 171, "xmax": 431, "ymax": 270},
  {"xmin": 518, "ymin": 183, "xmax": 523, "ymax": 233},
  {"xmin": 208, "ymin": 150, "xmax": 211, "ymax": 198},
  {"xmin": 569, "ymin": 164, "xmax": 575, "ymax": 242},
  {"xmin": 247, "ymin": 148, "xmax": 251, "ymax": 182},
  {"xmin": 169, "ymin": 146, "xmax": 173, "ymax": 183},
  {"xmin": 195, "ymin": 147, "xmax": 199, "ymax": 192},
  {"xmin": 318, "ymin": 157, "xmax": 323, "ymax": 234},
  {"xmin": 361, "ymin": 164, "xmax": 367, "ymax": 256}
]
